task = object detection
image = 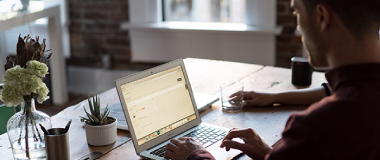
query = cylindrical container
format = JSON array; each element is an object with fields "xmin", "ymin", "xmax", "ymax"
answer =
[
  {"xmin": 84, "ymin": 117, "xmax": 117, "ymax": 146},
  {"xmin": 220, "ymin": 81, "xmax": 244, "ymax": 113},
  {"xmin": 45, "ymin": 128, "xmax": 70, "ymax": 160},
  {"xmin": 291, "ymin": 57, "xmax": 313, "ymax": 86}
]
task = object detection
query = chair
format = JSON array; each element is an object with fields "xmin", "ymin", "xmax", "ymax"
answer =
[{"xmin": 0, "ymin": 105, "xmax": 20, "ymax": 135}]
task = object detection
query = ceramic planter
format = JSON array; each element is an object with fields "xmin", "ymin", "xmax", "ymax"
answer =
[{"xmin": 84, "ymin": 117, "xmax": 117, "ymax": 146}]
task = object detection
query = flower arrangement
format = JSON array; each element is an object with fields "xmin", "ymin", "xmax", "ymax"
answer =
[
  {"xmin": 0, "ymin": 34, "xmax": 52, "ymax": 106},
  {"xmin": 1, "ymin": 34, "xmax": 53, "ymax": 160}
]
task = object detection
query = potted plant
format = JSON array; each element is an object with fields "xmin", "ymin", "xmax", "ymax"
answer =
[{"xmin": 80, "ymin": 93, "xmax": 117, "ymax": 146}]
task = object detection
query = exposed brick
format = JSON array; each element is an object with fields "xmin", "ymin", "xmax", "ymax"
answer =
[
  {"xmin": 67, "ymin": 0, "xmax": 303, "ymax": 69},
  {"xmin": 277, "ymin": 35, "xmax": 302, "ymax": 44},
  {"xmin": 84, "ymin": 12, "xmax": 108, "ymax": 20},
  {"xmin": 69, "ymin": 11, "xmax": 82, "ymax": 19},
  {"xmin": 277, "ymin": 14, "xmax": 297, "ymax": 26},
  {"xmin": 277, "ymin": 44, "xmax": 299, "ymax": 53},
  {"xmin": 105, "ymin": 23, "xmax": 120, "ymax": 30},
  {"xmin": 69, "ymin": 21, "xmax": 82, "ymax": 32},
  {"xmin": 106, "ymin": 38, "xmax": 129, "ymax": 45},
  {"xmin": 276, "ymin": 0, "xmax": 302, "ymax": 68},
  {"xmin": 281, "ymin": 26, "xmax": 297, "ymax": 34},
  {"xmin": 277, "ymin": 35, "xmax": 292, "ymax": 43},
  {"xmin": 104, "ymin": 48, "xmax": 129, "ymax": 56},
  {"xmin": 292, "ymin": 36, "xmax": 302, "ymax": 44},
  {"xmin": 70, "ymin": 33, "xmax": 82, "ymax": 47},
  {"xmin": 277, "ymin": 3, "xmax": 286, "ymax": 13},
  {"xmin": 109, "ymin": 13, "xmax": 129, "ymax": 21},
  {"xmin": 277, "ymin": 0, "xmax": 291, "ymax": 2},
  {"xmin": 276, "ymin": 55, "xmax": 294, "ymax": 68},
  {"xmin": 67, "ymin": 57, "xmax": 102, "ymax": 68}
]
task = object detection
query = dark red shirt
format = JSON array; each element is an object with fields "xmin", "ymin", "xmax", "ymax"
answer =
[
  {"xmin": 188, "ymin": 63, "xmax": 380, "ymax": 160},
  {"xmin": 268, "ymin": 63, "xmax": 380, "ymax": 160}
]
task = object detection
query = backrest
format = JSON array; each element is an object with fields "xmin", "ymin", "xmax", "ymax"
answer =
[{"xmin": 0, "ymin": 105, "xmax": 20, "ymax": 134}]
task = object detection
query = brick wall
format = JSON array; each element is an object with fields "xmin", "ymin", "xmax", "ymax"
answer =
[
  {"xmin": 276, "ymin": 0, "xmax": 303, "ymax": 68},
  {"xmin": 67, "ymin": 0, "xmax": 162, "ymax": 70},
  {"xmin": 67, "ymin": 0, "xmax": 302, "ymax": 69}
]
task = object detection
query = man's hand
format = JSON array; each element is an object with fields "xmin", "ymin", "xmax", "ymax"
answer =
[
  {"xmin": 165, "ymin": 137, "xmax": 206, "ymax": 160},
  {"xmin": 231, "ymin": 91, "xmax": 276, "ymax": 107},
  {"xmin": 220, "ymin": 128, "xmax": 272, "ymax": 160}
]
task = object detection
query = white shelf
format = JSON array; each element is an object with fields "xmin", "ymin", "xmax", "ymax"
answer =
[{"xmin": 121, "ymin": 22, "xmax": 282, "ymax": 35}]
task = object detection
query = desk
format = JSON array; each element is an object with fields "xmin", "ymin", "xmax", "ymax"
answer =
[
  {"xmin": 0, "ymin": 58, "xmax": 327, "ymax": 159},
  {"xmin": 0, "ymin": 4, "xmax": 68, "ymax": 105}
]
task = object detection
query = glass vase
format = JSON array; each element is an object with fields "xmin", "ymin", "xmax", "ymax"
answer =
[{"xmin": 6, "ymin": 98, "xmax": 52, "ymax": 160}]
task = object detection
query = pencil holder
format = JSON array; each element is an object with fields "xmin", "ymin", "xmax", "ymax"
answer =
[{"xmin": 45, "ymin": 128, "xmax": 70, "ymax": 160}]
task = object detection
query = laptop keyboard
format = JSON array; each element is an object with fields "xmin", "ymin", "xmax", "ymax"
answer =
[{"xmin": 150, "ymin": 126, "xmax": 227, "ymax": 158}]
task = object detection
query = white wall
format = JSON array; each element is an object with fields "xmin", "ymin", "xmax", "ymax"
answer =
[{"xmin": 67, "ymin": 67, "xmax": 139, "ymax": 95}]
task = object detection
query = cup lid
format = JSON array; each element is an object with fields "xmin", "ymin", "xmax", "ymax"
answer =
[{"xmin": 291, "ymin": 57, "xmax": 309, "ymax": 63}]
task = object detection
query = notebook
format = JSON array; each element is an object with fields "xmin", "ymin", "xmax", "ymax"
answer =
[
  {"xmin": 105, "ymin": 92, "xmax": 218, "ymax": 131},
  {"xmin": 115, "ymin": 59, "xmax": 242, "ymax": 160}
]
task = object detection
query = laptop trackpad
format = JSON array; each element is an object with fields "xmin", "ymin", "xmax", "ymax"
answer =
[{"xmin": 207, "ymin": 139, "xmax": 243, "ymax": 160}]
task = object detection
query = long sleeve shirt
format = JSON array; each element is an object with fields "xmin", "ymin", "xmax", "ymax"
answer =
[{"xmin": 188, "ymin": 63, "xmax": 380, "ymax": 160}]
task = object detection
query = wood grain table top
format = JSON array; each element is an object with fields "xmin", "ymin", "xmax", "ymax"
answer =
[{"xmin": 0, "ymin": 58, "xmax": 327, "ymax": 160}]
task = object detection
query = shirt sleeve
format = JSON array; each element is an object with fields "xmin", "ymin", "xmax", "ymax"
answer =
[{"xmin": 186, "ymin": 150, "xmax": 216, "ymax": 160}]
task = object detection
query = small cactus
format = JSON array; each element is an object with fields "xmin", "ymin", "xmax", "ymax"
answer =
[{"xmin": 80, "ymin": 93, "xmax": 111, "ymax": 125}]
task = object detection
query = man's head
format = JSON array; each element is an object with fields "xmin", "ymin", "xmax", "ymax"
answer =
[
  {"xmin": 291, "ymin": 0, "xmax": 380, "ymax": 68},
  {"xmin": 301, "ymin": 0, "xmax": 380, "ymax": 37}
]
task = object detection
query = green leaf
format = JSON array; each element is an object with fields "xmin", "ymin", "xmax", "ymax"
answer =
[
  {"xmin": 88, "ymin": 95, "xmax": 95, "ymax": 115},
  {"xmin": 84, "ymin": 108, "xmax": 95, "ymax": 122},
  {"xmin": 80, "ymin": 93, "xmax": 109, "ymax": 125}
]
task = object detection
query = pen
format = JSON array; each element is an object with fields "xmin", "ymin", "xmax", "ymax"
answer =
[
  {"xmin": 39, "ymin": 124, "xmax": 50, "ymax": 135},
  {"xmin": 64, "ymin": 119, "xmax": 72, "ymax": 133}
]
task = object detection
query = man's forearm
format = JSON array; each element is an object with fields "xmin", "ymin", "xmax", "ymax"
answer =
[{"xmin": 274, "ymin": 86, "xmax": 326, "ymax": 105}]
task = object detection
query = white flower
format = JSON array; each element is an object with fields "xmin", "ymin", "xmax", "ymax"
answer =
[
  {"xmin": 0, "ymin": 60, "xmax": 50, "ymax": 106},
  {"xmin": 26, "ymin": 60, "xmax": 49, "ymax": 78},
  {"xmin": 36, "ymin": 83, "xmax": 50, "ymax": 104},
  {"xmin": 3, "ymin": 65, "xmax": 27, "ymax": 82},
  {"xmin": 19, "ymin": 73, "xmax": 43, "ymax": 96},
  {"xmin": 0, "ymin": 81, "xmax": 25, "ymax": 107}
]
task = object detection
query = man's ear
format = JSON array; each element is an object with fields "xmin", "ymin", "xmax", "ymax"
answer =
[{"xmin": 315, "ymin": 4, "xmax": 330, "ymax": 32}]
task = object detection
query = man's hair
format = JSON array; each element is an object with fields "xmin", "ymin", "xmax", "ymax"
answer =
[{"xmin": 301, "ymin": 0, "xmax": 380, "ymax": 36}]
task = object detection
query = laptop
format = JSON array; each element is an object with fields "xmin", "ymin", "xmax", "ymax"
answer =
[
  {"xmin": 105, "ymin": 93, "xmax": 218, "ymax": 131},
  {"xmin": 115, "ymin": 59, "xmax": 242, "ymax": 160}
]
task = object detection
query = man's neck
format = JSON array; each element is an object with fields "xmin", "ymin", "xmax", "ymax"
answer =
[{"xmin": 328, "ymin": 35, "xmax": 380, "ymax": 68}]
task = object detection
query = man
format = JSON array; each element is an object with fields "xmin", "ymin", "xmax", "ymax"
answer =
[{"xmin": 165, "ymin": 0, "xmax": 380, "ymax": 159}]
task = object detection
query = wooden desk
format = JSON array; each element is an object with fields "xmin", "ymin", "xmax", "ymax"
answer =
[{"xmin": 0, "ymin": 58, "xmax": 327, "ymax": 159}]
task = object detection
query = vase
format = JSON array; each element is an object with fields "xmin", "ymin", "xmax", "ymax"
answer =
[{"xmin": 6, "ymin": 98, "xmax": 52, "ymax": 160}]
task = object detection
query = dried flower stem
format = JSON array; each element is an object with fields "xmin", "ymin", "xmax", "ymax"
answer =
[{"xmin": 25, "ymin": 109, "xmax": 30, "ymax": 159}]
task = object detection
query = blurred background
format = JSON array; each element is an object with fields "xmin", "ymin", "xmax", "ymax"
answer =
[{"xmin": 0, "ymin": 0, "xmax": 302, "ymax": 113}]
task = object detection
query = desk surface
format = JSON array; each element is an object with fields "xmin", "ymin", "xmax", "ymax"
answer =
[{"xmin": 0, "ymin": 58, "xmax": 327, "ymax": 160}]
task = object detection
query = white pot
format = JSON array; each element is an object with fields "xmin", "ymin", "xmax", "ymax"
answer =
[{"xmin": 84, "ymin": 117, "xmax": 117, "ymax": 146}]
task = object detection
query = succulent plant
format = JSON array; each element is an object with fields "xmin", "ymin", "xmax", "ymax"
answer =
[{"xmin": 80, "ymin": 93, "xmax": 112, "ymax": 125}]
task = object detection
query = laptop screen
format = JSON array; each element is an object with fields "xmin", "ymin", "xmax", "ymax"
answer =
[{"xmin": 119, "ymin": 66, "xmax": 197, "ymax": 146}]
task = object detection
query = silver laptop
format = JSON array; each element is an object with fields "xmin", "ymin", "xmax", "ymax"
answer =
[{"xmin": 115, "ymin": 59, "xmax": 241, "ymax": 160}]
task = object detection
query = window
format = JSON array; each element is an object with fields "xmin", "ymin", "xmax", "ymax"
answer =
[
  {"xmin": 163, "ymin": 0, "xmax": 245, "ymax": 23},
  {"xmin": 125, "ymin": 0, "xmax": 280, "ymax": 66}
]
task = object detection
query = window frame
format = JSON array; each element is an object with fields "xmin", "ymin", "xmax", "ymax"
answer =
[
  {"xmin": 129, "ymin": 0, "xmax": 277, "ymax": 28},
  {"xmin": 125, "ymin": 0, "xmax": 282, "ymax": 65}
]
